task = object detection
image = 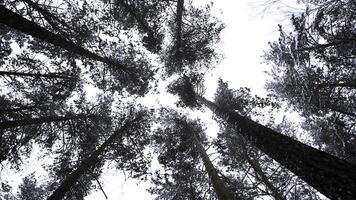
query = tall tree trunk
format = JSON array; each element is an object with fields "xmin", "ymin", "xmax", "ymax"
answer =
[
  {"xmin": 192, "ymin": 133, "xmax": 234, "ymax": 200},
  {"xmin": 0, "ymin": 6, "xmax": 128, "ymax": 72},
  {"xmin": 175, "ymin": 0, "xmax": 184, "ymax": 61},
  {"xmin": 0, "ymin": 114, "xmax": 97, "ymax": 130},
  {"xmin": 47, "ymin": 115, "xmax": 141, "ymax": 200},
  {"xmin": 197, "ymin": 96, "xmax": 356, "ymax": 200},
  {"xmin": 0, "ymin": 71, "xmax": 72, "ymax": 79}
]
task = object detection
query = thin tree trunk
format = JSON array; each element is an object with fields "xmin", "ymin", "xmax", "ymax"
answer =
[
  {"xmin": 0, "ymin": 105, "xmax": 44, "ymax": 113},
  {"xmin": 0, "ymin": 6, "xmax": 128, "ymax": 72},
  {"xmin": 0, "ymin": 71, "xmax": 72, "ymax": 79},
  {"xmin": 192, "ymin": 133, "xmax": 234, "ymax": 200},
  {"xmin": 175, "ymin": 0, "xmax": 184, "ymax": 57},
  {"xmin": 197, "ymin": 96, "xmax": 356, "ymax": 200},
  {"xmin": 47, "ymin": 115, "xmax": 141, "ymax": 200},
  {"xmin": 0, "ymin": 114, "xmax": 97, "ymax": 130}
]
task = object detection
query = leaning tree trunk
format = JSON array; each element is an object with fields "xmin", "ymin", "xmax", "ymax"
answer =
[
  {"xmin": 0, "ymin": 6, "xmax": 129, "ymax": 72},
  {"xmin": 0, "ymin": 71, "xmax": 72, "ymax": 79},
  {"xmin": 197, "ymin": 96, "xmax": 356, "ymax": 200},
  {"xmin": 47, "ymin": 115, "xmax": 142, "ymax": 200},
  {"xmin": 175, "ymin": 0, "xmax": 184, "ymax": 52},
  {"xmin": 0, "ymin": 114, "xmax": 97, "ymax": 130},
  {"xmin": 174, "ymin": 0, "xmax": 184, "ymax": 68},
  {"xmin": 192, "ymin": 133, "xmax": 234, "ymax": 200},
  {"xmin": 0, "ymin": 104, "xmax": 48, "ymax": 113},
  {"xmin": 0, "ymin": 114, "xmax": 98, "ymax": 163}
]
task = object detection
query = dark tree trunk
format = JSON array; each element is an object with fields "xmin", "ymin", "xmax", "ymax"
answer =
[
  {"xmin": 192, "ymin": 133, "xmax": 234, "ymax": 200},
  {"xmin": 175, "ymin": 0, "xmax": 184, "ymax": 54},
  {"xmin": 0, "ymin": 105, "xmax": 45, "ymax": 113},
  {"xmin": 0, "ymin": 71, "xmax": 72, "ymax": 79},
  {"xmin": 47, "ymin": 115, "xmax": 141, "ymax": 200},
  {"xmin": 0, "ymin": 6, "xmax": 128, "ymax": 71},
  {"xmin": 0, "ymin": 114, "xmax": 96, "ymax": 130},
  {"xmin": 197, "ymin": 96, "xmax": 356, "ymax": 200}
]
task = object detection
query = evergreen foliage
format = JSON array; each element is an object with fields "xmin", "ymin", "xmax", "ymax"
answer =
[{"xmin": 0, "ymin": 0, "xmax": 355, "ymax": 199}]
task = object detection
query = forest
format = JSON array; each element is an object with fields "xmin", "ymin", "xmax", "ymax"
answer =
[{"xmin": 0, "ymin": 0, "xmax": 355, "ymax": 199}]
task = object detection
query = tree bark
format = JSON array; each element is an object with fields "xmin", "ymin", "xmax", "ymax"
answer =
[
  {"xmin": 197, "ymin": 96, "xmax": 356, "ymax": 200},
  {"xmin": 0, "ymin": 71, "xmax": 72, "ymax": 79},
  {"xmin": 192, "ymin": 133, "xmax": 234, "ymax": 200},
  {"xmin": 0, "ymin": 114, "xmax": 97, "ymax": 130},
  {"xmin": 0, "ymin": 6, "xmax": 128, "ymax": 71},
  {"xmin": 47, "ymin": 115, "xmax": 141, "ymax": 200},
  {"xmin": 175, "ymin": 0, "xmax": 184, "ymax": 55}
]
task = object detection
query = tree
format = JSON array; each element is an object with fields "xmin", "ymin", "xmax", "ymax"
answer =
[
  {"xmin": 169, "ymin": 76, "xmax": 356, "ymax": 200},
  {"xmin": 150, "ymin": 109, "xmax": 233, "ymax": 200},
  {"xmin": 0, "ymin": 91, "xmax": 113, "ymax": 165},
  {"xmin": 107, "ymin": 0, "xmax": 169, "ymax": 53},
  {"xmin": 162, "ymin": 0, "xmax": 224, "ymax": 76},
  {"xmin": 0, "ymin": 181, "xmax": 17, "ymax": 200},
  {"xmin": 0, "ymin": 4, "xmax": 153, "ymax": 96},
  {"xmin": 0, "ymin": 0, "xmax": 229, "ymax": 198},
  {"xmin": 0, "ymin": 114, "xmax": 100, "ymax": 164},
  {"xmin": 213, "ymin": 79, "xmax": 323, "ymax": 200},
  {"xmin": 17, "ymin": 173, "xmax": 47, "ymax": 200},
  {"xmin": 47, "ymin": 106, "xmax": 152, "ymax": 200},
  {"xmin": 264, "ymin": 0, "xmax": 356, "ymax": 162}
]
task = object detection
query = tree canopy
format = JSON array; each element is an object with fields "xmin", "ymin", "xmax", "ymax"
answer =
[{"xmin": 1, "ymin": 0, "xmax": 355, "ymax": 199}]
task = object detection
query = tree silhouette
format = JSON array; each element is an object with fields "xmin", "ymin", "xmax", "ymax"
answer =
[
  {"xmin": 264, "ymin": 0, "xmax": 356, "ymax": 162},
  {"xmin": 169, "ymin": 76, "xmax": 356, "ymax": 200}
]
